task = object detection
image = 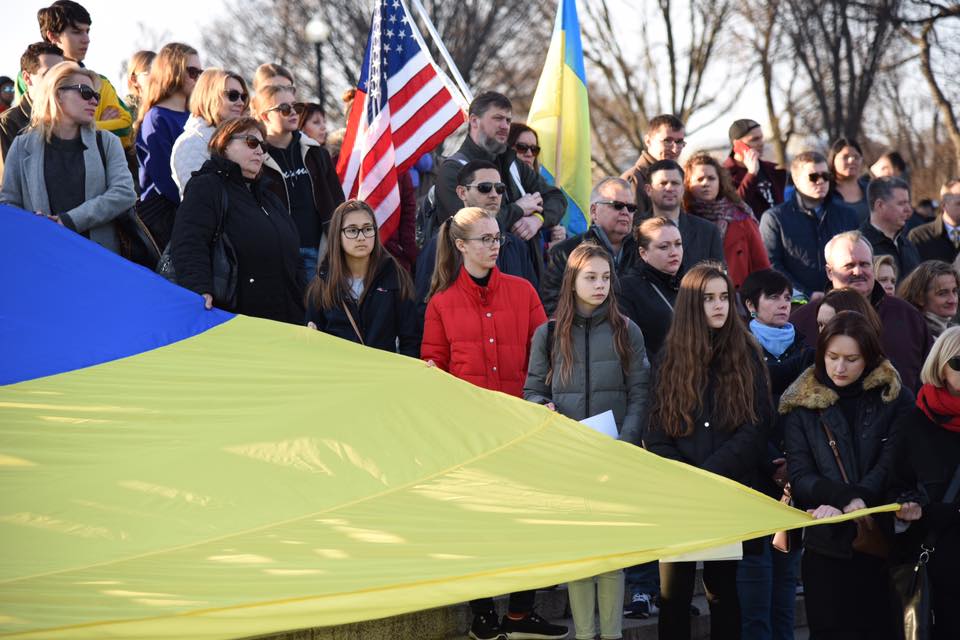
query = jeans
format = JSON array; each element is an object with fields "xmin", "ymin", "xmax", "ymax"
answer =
[
  {"xmin": 299, "ymin": 246, "xmax": 319, "ymax": 284},
  {"xmin": 736, "ymin": 539, "xmax": 801, "ymax": 640},
  {"xmin": 659, "ymin": 560, "xmax": 740, "ymax": 640},
  {"xmin": 470, "ymin": 590, "xmax": 536, "ymax": 616},
  {"xmin": 568, "ymin": 570, "xmax": 625, "ymax": 639}
]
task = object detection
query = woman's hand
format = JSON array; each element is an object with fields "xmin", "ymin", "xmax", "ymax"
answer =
[
  {"xmin": 807, "ymin": 504, "xmax": 842, "ymax": 519},
  {"xmin": 545, "ymin": 402, "xmax": 556, "ymax": 411},
  {"xmin": 896, "ymin": 502, "xmax": 922, "ymax": 521},
  {"xmin": 842, "ymin": 498, "xmax": 867, "ymax": 514},
  {"xmin": 771, "ymin": 457, "xmax": 788, "ymax": 488},
  {"xmin": 201, "ymin": 293, "xmax": 213, "ymax": 310},
  {"xmin": 307, "ymin": 321, "xmax": 318, "ymax": 330},
  {"xmin": 424, "ymin": 359, "xmax": 436, "ymax": 368}
]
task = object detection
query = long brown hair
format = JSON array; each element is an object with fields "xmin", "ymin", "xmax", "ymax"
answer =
[
  {"xmin": 651, "ymin": 262, "xmax": 767, "ymax": 437},
  {"xmin": 305, "ymin": 200, "xmax": 412, "ymax": 311},
  {"xmin": 135, "ymin": 42, "xmax": 197, "ymax": 131},
  {"xmin": 550, "ymin": 243, "xmax": 632, "ymax": 385},
  {"xmin": 428, "ymin": 207, "xmax": 491, "ymax": 299},
  {"xmin": 896, "ymin": 260, "xmax": 960, "ymax": 312},
  {"xmin": 682, "ymin": 152, "xmax": 742, "ymax": 210}
]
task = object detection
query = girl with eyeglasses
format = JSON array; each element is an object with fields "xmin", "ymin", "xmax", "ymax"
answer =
[
  {"xmin": 169, "ymin": 117, "xmax": 303, "ymax": 323},
  {"xmin": 305, "ymin": 200, "xmax": 419, "ymax": 355},
  {"xmin": 781, "ymin": 311, "xmax": 913, "ymax": 638},
  {"xmin": 1, "ymin": 60, "xmax": 136, "ymax": 254},
  {"xmin": 170, "ymin": 68, "xmax": 249, "ymax": 198},
  {"xmin": 255, "ymin": 84, "xmax": 344, "ymax": 284},
  {"xmin": 645, "ymin": 262, "xmax": 771, "ymax": 640},
  {"xmin": 135, "ymin": 42, "xmax": 201, "ymax": 249},
  {"xmin": 524, "ymin": 242, "xmax": 649, "ymax": 640}
]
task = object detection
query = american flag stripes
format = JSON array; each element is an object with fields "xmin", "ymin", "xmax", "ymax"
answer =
[{"xmin": 336, "ymin": 0, "xmax": 468, "ymax": 242}]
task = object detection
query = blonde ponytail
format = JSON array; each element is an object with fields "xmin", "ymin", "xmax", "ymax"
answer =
[{"xmin": 427, "ymin": 207, "xmax": 490, "ymax": 300}]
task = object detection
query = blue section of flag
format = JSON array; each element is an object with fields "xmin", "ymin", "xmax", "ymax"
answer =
[
  {"xmin": 0, "ymin": 207, "xmax": 233, "ymax": 385},
  {"xmin": 540, "ymin": 166, "xmax": 588, "ymax": 234},
  {"xmin": 560, "ymin": 0, "xmax": 587, "ymax": 84}
]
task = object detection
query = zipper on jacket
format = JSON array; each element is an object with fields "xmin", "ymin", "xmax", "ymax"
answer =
[{"xmin": 584, "ymin": 317, "xmax": 591, "ymax": 418}]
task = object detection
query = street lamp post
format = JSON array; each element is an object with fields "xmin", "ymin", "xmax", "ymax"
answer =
[{"xmin": 305, "ymin": 16, "xmax": 330, "ymax": 106}]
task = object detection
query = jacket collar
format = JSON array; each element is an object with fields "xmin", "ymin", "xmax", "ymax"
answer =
[
  {"xmin": 778, "ymin": 359, "xmax": 901, "ymax": 415},
  {"xmin": 456, "ymin": 264, "xmax": 501, "ymax": 296}
]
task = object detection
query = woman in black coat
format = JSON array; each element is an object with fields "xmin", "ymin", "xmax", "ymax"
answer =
[
  {"xmin": 618, "ymin": 216, "xmax": 683, "ymax": 358},
  {"xmin": 889, "ymin": 326, "xmax": 960, "ymax": 639},
  {"xmin": 780, "ymin": 311, "xmax": 914, "ymax": 639},
  {"xmin": 305, "ymin": 200, "xmax": 419, "ymax": 356},
  {"xmin": 170, "ymin": 117, "xmax": 304, "ymax": 323}
]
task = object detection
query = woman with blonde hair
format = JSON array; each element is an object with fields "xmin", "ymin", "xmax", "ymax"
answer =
[
  {"xmin": 1, "ymin": 60, "xmax": 136, "ymax": 253},
  {"xmin": 897, "ymin": 260, "xmax": 960, "ymax": 340},
  {"xmin": 135, "ymin": 42, "xmax": 201, "ymax": 248},
  {"xmin": 874, "ymin": 254, "xmax": 899, "ymax": 296},
  {"xmin": 170, "ymin": 68, "xmax": 249, "ymax": 196},
  {"xmin": 252, "ymin": 63, "xmax": 294, "ymax": 92},
  {"xmin": 124, "ymin": 50, "xmax": 155, "ymax": 117}
]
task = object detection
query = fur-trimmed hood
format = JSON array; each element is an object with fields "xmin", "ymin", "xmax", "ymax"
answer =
[{"xmin": 778, "ymin": 359, "xmax": 901, "ymax": 415}]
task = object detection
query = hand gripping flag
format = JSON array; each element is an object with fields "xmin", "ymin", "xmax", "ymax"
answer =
[
  {"xmin": 336, "ymin": 0, "xmax": 468, "ymax": 243},
  {"xmin": 527, "ymin": 0, "xmax": 592, "ymax": 235}
]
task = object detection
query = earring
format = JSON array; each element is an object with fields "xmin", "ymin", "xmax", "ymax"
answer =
[{"xmin": 750, "ymin": 311, "xmax": 757, "ymax": 319}]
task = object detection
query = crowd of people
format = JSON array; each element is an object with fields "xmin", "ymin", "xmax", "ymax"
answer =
[{"xmin": 1, "ymin": 2, "xmax": 959, "ymax": 640}]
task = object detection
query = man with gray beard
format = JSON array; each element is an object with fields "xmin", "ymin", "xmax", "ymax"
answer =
[{"xmin": 435, "ymin": 91, "xmax": 566, "ymax": 281}]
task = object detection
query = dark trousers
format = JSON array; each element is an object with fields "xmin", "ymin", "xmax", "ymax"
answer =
[
  {"xmin": 659, "ymin": 560, "xmax": 740, "ymax": 640},
  {"xmin": 470, "ymin": 590, "xmax": 536, "ymax": 616}
]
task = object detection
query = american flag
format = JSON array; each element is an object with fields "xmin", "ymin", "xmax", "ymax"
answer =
[{"xmin": 337, "ymin": 0, "xmax": 468, "ymax": 241}]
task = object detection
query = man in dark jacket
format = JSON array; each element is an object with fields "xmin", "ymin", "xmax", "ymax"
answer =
[
  {"xmin": 540, "ymin": 177, "xmax": 639, "ymax": 315},
  {"xmin": 435, "ymin": 91, "xmax": 565, "ymax": 282},
  {"xmin": 859, "ymin": 176, "xmax": 920, "ymax": 278},
  {"xmin": 722, "ymin": 118, "xmax": 786, "ymax": 220},
  {"xmin": 790, "ymin": 230, "xmax": 931, "ymax": 391},
  {"xmin": 909, "ymin": 178, "xmax": 960, "ymax": 263},
  {"xmin": 759, "ymin": 151, "xmax": 859, "ymax": 300},
  {"xmin": 620, "ymin": 113, "xmax": 685, "ymax": 223}
]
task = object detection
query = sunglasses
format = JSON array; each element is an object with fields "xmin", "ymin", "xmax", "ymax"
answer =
[
  {"xmin": 514, "ymin": 142, "xmax": 541, "ymax": 155},
  {"xmin": 266, "ymin": 102, "xmax": 297, "ymax": 116},
  {"xmin": 292, "ymin": 102, "xmax": 306, "ymax": 114},
  {"xmin": 186, "ymin": 66, "xmax": 204, "ymax": 80},
  {"xmin": 230, "ymin": 134, "xmax": 266, "ymax": 151},
  {"xmin": 596, "ymin": 200, "xmax": 639, "ymax": 213},
  {"xmin": 466, "ymin": 182, "xmax": 506, "ymax": 195},
  {"xmin": 808, "ymin": 172, "xmax": 832, "ymax": 184},
  {"xmin": 223, "ymin": 89, "xmax": 249, "ymax": 103},
  {"xmin": 58, "ymin": 84, "xmax": 100, "ymax": 103},
  {"xmin": 948, "ymin": 356, "xmax": 960, "ymax": 372}
]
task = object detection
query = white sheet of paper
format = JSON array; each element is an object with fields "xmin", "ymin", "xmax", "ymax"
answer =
[
  {"xmin": 661, "ymin": 541, "xmax": 743, "ymax": 563},
  {"xmin": 580, "ymin": 410, "xmax": 618, "ymax": 439}
]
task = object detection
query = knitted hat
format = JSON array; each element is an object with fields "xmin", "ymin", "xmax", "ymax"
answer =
[{"xmin": 728, "ymin": 119, "xmax": 761, "ymax": 144}]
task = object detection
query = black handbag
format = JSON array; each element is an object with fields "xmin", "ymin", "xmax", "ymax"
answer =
[
  {"xmin": 889, "ymin": 463, "xmax": 960, "ymax": 640},
  {"xmin": 157, "ymin": 181, "xmax": 237, "ymax": 309}
]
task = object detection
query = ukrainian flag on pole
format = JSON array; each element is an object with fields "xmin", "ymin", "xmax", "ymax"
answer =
[{"xmin": 527, "ymin": 0, "xmax": 591, "ymax": 234}]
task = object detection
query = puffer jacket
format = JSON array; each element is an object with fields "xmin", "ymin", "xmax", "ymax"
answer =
[
  {"xmin": 780, "ymin": 360, "xmax": 914, "ymax": 559},
  {"xmin": 523, "ymin": 301, "xmax": 650, "ymax": 443},
  {"xmin": 421, "ymin": 266, "xmax": 546, "ymax": 397},
  {"xmin": 170, "ymin": 114, "xmax": 215, "ymax": 197}
]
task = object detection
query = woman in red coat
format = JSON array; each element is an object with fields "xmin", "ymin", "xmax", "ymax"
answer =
[
  {"xmin": 684, "ymin": 152, "xmax": 770, "ymax": 289},
  {"xmin": 421, "ymin": 206, "xmax": 547, "ymax": 398}
]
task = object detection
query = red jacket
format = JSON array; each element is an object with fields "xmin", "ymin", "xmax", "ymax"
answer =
[
  {"xmin": 725, "ymin": 217, "xmax": 771, "ymax": 289},
  {"xmin": 421, "ymin": 266, "xmax": 547, "ymax": 397}
]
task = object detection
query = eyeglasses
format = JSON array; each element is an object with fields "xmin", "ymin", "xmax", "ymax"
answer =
[
  {"xmin": 58, "ymin": 84, "xmax": 100, "ymax": 103},
  {"xmin": 230, "ymin": 134, "xmax": 266, "ymax": 151},
  {"xmin": 266, "ymin": 102, "xmax": 297, "ymax": 116},
  {"xmin": 186, "ymin": 66, "xmax": 204, "ymax": 80},
  {"xmin": 948, "ymin": 356, "xmax": 960, "ymax": 372},
  {"xmin": 657, "ymin": 137, "xmax": 686, "ymax": 148},
  {"xmin": 342, "ymin": 225, "xmax": 377, "ymax": 239},
  {"xmin": 808, "ymin": 172, "xmax": 832, "ymax": 184},
  {"xmin": 596, "ymin": 200, "xmax": 639, "ymax": 213},
  {"xmin": 465, "ymin": 233, "xmax": 504, "ymax": 248},
  {"xmin": 292, "ymin": 102, "xmax": 306, "ymax": 115},
  {"xmin": 465, "ymin": 182, "xmax": 507, "ymax": 195},
  {"xmin": 514, "ymin": 142, "xmax": 540, "ymax": 155},
  {"xmin": 223, "ymin": 89, "xmax": 249, "ymax": 103}
]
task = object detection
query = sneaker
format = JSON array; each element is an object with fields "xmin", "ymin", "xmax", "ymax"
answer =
[
  {"xmin": 500, "ymin": 611, "xmax": 568, "ymax": 639},
  {"xmin": 469, "ymin": 610, "xmax": 505, "ymax": 640},
  {"xmin": 624, "ymin": 592, "xmax": 658, "ymax": 619}
]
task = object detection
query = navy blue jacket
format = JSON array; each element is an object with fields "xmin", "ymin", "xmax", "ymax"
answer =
[
  {"xmin": 859, "ymin": 220, "xmax": 922, "ymax": 279},
  {"xmin": 759, "ymin": 194, "xmax": 859, "ymax": 296}
]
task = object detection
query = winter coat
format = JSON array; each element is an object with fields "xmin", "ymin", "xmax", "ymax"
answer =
[
  {"xmin": 305, "ymin": 258, "xmax": 420, "ymax": 357},
  {"xmin": 620, "ymin": 150, "xmax": 657, "ymax": 223},
  {"xmin": 759, "ymin": 193, "xmax": 860, "ymax": 296},
  {"xmin": 0, "ymin": 126, "xmax": 136, "ymax": 254},
  {"xmin": 722, "ymin": 155, "xmax": 787, "ymax": 221},
  {"xmin": 859, "ymin": 220, "xmax": 921, "ymax": 279},
  {"xmin": 690, "ymin": 207, "xmax": 770, "ymax": 289},
  {"xmin": 170, "ymin": 114, "xmax": 215, "ymax": 197},
  {"xmin": 421, "ymin": 266, "xmax": 547, "ymax": 398},
  {"xmin": 383, "ymin": 169, "xmax": 418, "ymax": 272},
  {"xmin": 644, "ymin": 353, "xmax": 770, "ymax": 487},
  {"xmin": 617, "ymin": 261, "xmax": 679, "ymax": 357},
  {"xmin": 780, "ymin": 361, "xmax": 914, "ymax": 559},
  {"xmin": 0, "ymin": 94, "xmax": 30, "ymax": 179},
  {"xmin": 908, "ymin": 214, "xmax": 959, "ymax": 264},
  {"xmin": 759, "ymin": 332, "xmax": 814, "ymax": 405},
  {"xmin": 540, "ymin": 225, "xmax": 639, "ymax": 315},
  {"xmin": 169, "ymin": 155, "xmax": 304, "ymax": 323},
  {"xmin": 676, "ymin": 211, "xmax": 726, "ymax": 272},
  {"xmin": 790, "ymin": 282, "xmax": 932, "ymax": 392},
  {"xmin": 524, "ymin": 301, "xmax": 650, "ymax": 443}
]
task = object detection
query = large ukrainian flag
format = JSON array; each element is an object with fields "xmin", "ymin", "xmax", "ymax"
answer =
[
  {"xmin": 0, "ymin": 207, "xmax": 894, "ymax": 639},
  {"xmin": 527, "ymin": 0, "xmax": 592, "ymax": 235}
]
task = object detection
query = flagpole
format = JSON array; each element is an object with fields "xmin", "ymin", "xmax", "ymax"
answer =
[{"xmin": 404, "ymin": 0, "xmax": 474, "ymax": 105}]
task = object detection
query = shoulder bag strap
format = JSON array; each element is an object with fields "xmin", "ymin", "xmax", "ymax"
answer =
[
  {"xmin": 820, "ymin": 418, "xmax": 851, "ymax": 484},
  {"xmin": 342, "ymin": 302, "xmax": 365, "ymax": 345}
]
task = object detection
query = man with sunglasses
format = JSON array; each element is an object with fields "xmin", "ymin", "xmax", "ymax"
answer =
[
  {"xmin": 759, "ymin": 151, "xmax": 859, "ymax": 302},
  {"xmin": 540, "ymin": 177, "xmax": 641, "ymax": 315},
  {"xmin": 435, "ymin": 91, "xmax": 566, "ymax": 282},
  {"xmin": 620, "ymin": 113, "xmax": 686, "ymax": 223}
]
